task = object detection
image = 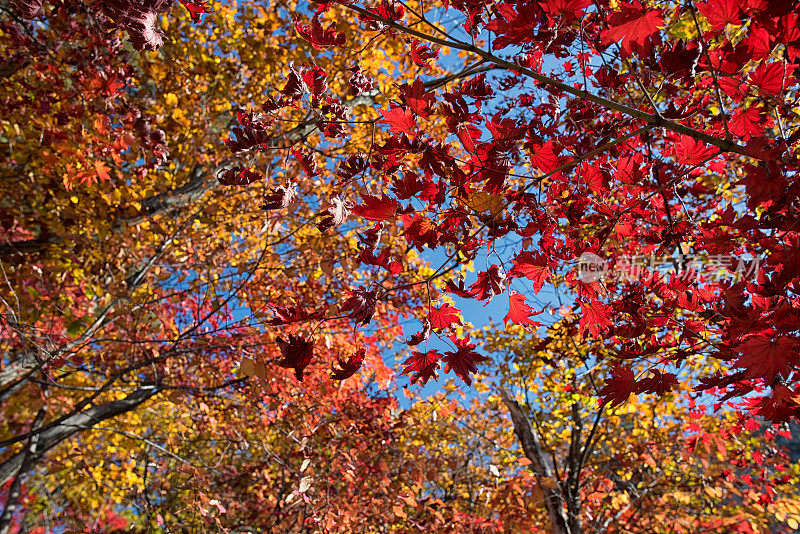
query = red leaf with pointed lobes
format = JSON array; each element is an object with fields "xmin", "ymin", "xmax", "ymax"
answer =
[
  {"xmin": 460, "ymin": 74, "xmax": 493, "ymax": 100},
  {"xmin": 225, "ymin": 126, "xmax": 271, "ymax": 153},
  {"xmin": 372, "ymin": 0, "xmax": 404, "ymax": 22},
  {"xmin": 337, "ymin": 153, "xmax": 369, "ymax": 184},
  {"xmin": 443, "ymin": 334, "xmax": 486, "ymax": 386},
  {"xmin": 430, "ymin": 303, "xmax": 462, "ymax": 330},
  {"xmin": 540, "ymin": 0, "xmax": 591, "ymax": 20},
  {"xmin": 509, "ymin": 251, "xmax": 550, "ymax": 293},
  {"xmin": 403, "ymin": 350, "xmax": 441, "ymax": 385},
  {"xmin": 484, "ymin": 2, "xmax": 541, "ymax": 50},
  {"xmin": 749, "ymin": 62, "xmax": 793, "ymax": 96},
  {"xmin": 402, "ymin": 213, "xmax": 440, "ymax": 250},
  {"xmin": 292, "ymin": 148, "xmax": 319, "ymax": 177},
  {"xmin": 470, "ymin": 265, "xmax": 506, "ymax": 300},
  {"xmin": 380, "ymin": 107, "xmax": 417, "ymax": 135},
  {"xmin": 734, "ymin": 335, "xmax": 798, "ymax": 382},
  {"xmin": 261, "ymin": 183, "xmax": 297, "ymax": 211},
  {"xmin": 392, "ymin": 171, "xmax": 426, "ymax": 200},
  {"xmin": 527, "ymin": 140, "xmax": 561, "ymax": 172},
  {"xmin": 728, "ymin": 105, "xmax": 766, "ymax": 141},
  {"xmin": 399, "ymin": 78, "xmax": 436, "ymax": 118},
  {"xmin": 300, "ymin": 63, "xmax": 328, "ymax": 100},
  {"xmin": 636, "ymin": 370, "xmax": 678, "ymax": 395},
  {"xmin": 341, "ymin": 288, "xmax": 378, "ymax": 326},
  {"xmin": 276, "ymin": 335, "xmax": 315, "ymax": 381},
  {"xmin": 269, "ymin": 306, "xmax": 326, "ymax": 325},
  {"xmin": 673, "ymin": 135, "xmax": 718, "ymax": 166},
  {"xmin": 406, "ymin": 320, "xmax": 431, "ymax": 346},
  {"xmin": 487, "ymin": 113, "xmax": 525, "ymax": 141},
  {"xmin": 579, "ymin": 300, "xmax": 613, "ymax": 336},
  {"xmin": 179, "ymin": 0, "xmax": 211, "ymax": 23},
  {"xmin": 330, "ymin": 348, "xmax": 365, "ymax": 380},
  {"xmin": 457, "ymin": 124, "xmax": 482, "ymax": 155},
  {"xmin": 410, "ymin": 40, "xmax": 439, "ymax": 70},
  {"xmin": 602, "ymin": 2, "xmax": 664, "ymax": 55},
  {"xmin": 351, "ymin": 194, "xmax": 399, "ymax": 221},
  {"xmin": 317, "ymin": 196, "xmax": 351, "ymax": 231},
  {"xmin": 445, "ymin": 278, "xmax": 474, "ymax": 298},
  {"xmin": 599, "ymin": 365, "xmax": 636, "ymax": 407},
  {"xmin": 294, "ymin": 16, "xmax": 345, "ymax": 50},
  {"xmin": 218, "ymin": 167, "xmax": 262, "ymax": 186},
  {"xmin": 697, "ymin": 0, "xmax": 742, "ymax": 31},
  {"xmin": 504, "ymin": 291, "xmax": 542, "ymax": 327},
  {"xmin": 281, "ymin": 69, "xmax": 305, "ymax": 98},
  {"xmin": 348, "ymin": 65, "xmax": 374, "ymax": 95}
]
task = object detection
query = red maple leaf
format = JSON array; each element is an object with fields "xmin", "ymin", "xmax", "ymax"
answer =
[
  {"xmin": 406, "ymin": 320, "xmax": 432, "ymax": 346},
  {"xmin": 602, "ymin": 2, "xmax": 664, "ymax": 55},
  {"xmin": 527, "ymin": 140, "xmax": 561, "ymax": 172},
  {"xmin": 218, "ymin": 167, "xmax": 263, "ymax": 186},
  {"xmin": 276, "ymin": 335, "xmax": 315, "ymax": 381},
  {"xmin": 294, "ymin": 16, "xmax": 345, "ymax": 50},
  {"xmin": 400, "ymin": 78, "xmax": 436, "ymax": 118},
  {"xmin": 269, "ymin": 306, "xmax": 325, "ymax": 325},
  {"xmin": 443, "ymin": 335, "xmax": 486, "ymax": 386},
  {"xmin": 371, "ymin": 0, "xmax": 404, "ymax": 21},
  {"xmin": 351, "ymin": 194, "xmax": 399, "ymax": 221},
  {"xmin": 292, "ymin": 148, "xmax": 319, "ymax": 177},
  {"xmin": 402, "ymin": 350, "xmax": 441, "ymax": 385},
  {"xmin": 300, "ymin": 63, "xmax": 328, "ymax": 100},
  {"xmin": 728, "ymin": 105, "xmax": 765, "ymax": 141},
  {"xmin": 673, "ymin": 135, "xmax": 719, "ymax": 166},
  {"xmin": 749, "ymin": 62, "xmax": 792, "ymax": 96},
  {"xmin": 540, "ymin": 0, "xmax": 591, "ymax": 20},
  {"xmin": 330, "ymin": 348, "xmax": 365, "ymax": 380},
  {"xmin": 484, "ymin": 2, "xmax": 541, "ymax": 50},
  {"xmin": 411, "ymin": 40, "xmax": 439, "ymax": 70},
  {"xmin": 402, "ymin": 213, "xmax": 440, "ymax": 250},
  {"xmin": 509, "ymin": 251, "xmax": 550, "ymax": 293},
  {"xmin": 579, "ymin": 300, "xmax": 613, "ymax": 336},
  {"xmin": 697, "ymin": 0, "xmax": 742, "ymax": 31},
  {"xmin": 599, "ymin": 365, "xmax": 636, "ymax": 407},
  {"xmin": 430, "ymin": 303, "xmax": 462, "ymax": 330},
  {"xmin": 261, "ymin": 183, "xmax": 297, "ymax": 210},
  {"xmin": 457, "ymin": 124, "xmax": 481, "ymax": 155},
  {"xmin": 392, "ymin": 171, "xmax": 426, "ymax": 199},
  {"xmin": 735, "ymin": 335, "xmax": 798, "ymax": 382},
  {"xmin": 340, "ymin": 288, "xmax": 378, "ymax": 326},
  {"xmin": 380, "ymin": 107, "xmax": 417, "ymax": 135},
  {"xmin": 317, "ymin": 196, "xmax": 351, "ymax": 231},
  {"xmin": 179, "ymin": 0, "xmax": 211, "ymax": 23},
  {"xmin": 504, "ymin": 291, "xmax": 541, "ymax": 327},
  {"xmin": 225, "ymin": 126, "xmax": 271, "ymax": 153},
  {"xmin": 469, "ymin": 265, "xmax": 506, "ymax": 300},
  {"xmin": 636, "ymin": 370, "xmax": 678, "ymax": 395}
]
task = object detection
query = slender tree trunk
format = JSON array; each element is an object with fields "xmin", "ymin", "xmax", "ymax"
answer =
[
  {"xmin": 0, "ymin": 406, "xmax": 46, "ymax": 534},
  {"xmin": 499, "ymin": 387, "xmax": 574, "ymax": 534}
]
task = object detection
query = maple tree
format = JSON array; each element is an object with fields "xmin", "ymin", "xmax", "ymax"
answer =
[
  {"xmin": 0, "ymin": 0, "xmax": 429, "ymax": 530},
  {"xmin": 479, "ymin": 323, "xmax": 800, "ymax": 533},
  {"xmin": 3, "ymin": 0, "xmax": 800, "ymax": 530}
]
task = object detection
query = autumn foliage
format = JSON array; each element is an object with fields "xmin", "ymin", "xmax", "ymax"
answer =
[{"xmin": 2, "ymin": 0, "xmax": 800, "ymax": 531}]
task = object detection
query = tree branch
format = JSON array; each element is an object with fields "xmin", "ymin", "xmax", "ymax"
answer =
[{"xmin": 0, "ymin": 386, "xmax": 159, "ymax": 487}]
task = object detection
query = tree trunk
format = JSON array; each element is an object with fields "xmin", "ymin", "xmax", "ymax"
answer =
[{"xmin": 499, "ymin": 387, "xmax": 575, "ymax": 534}]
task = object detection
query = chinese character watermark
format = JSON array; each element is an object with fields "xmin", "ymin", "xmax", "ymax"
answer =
[{"xmin": 576, "ymin": 252, "xmax": 760, "ymax": 284}]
